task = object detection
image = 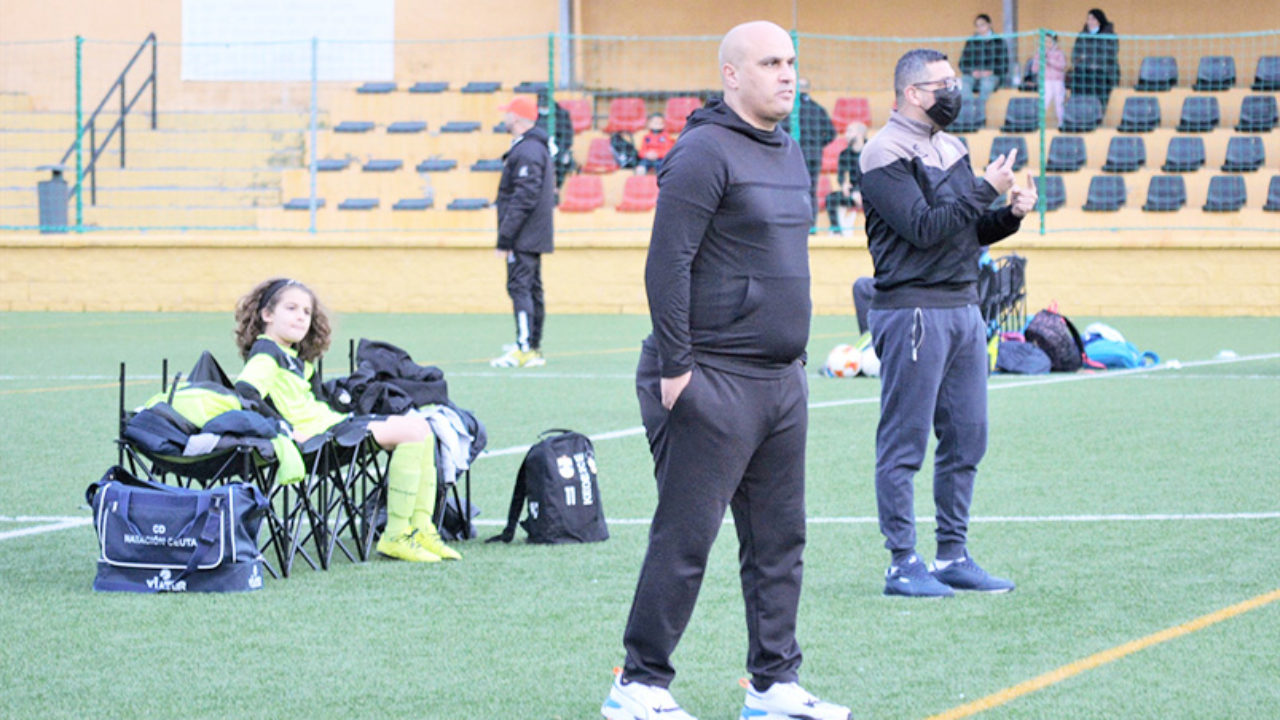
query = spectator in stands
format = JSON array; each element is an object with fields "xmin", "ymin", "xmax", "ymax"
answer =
[
  {"xmin": 636, "ymin": 113, "xmax": 675, "ymax": 175},
  {"xmin": 1030, "ymin": 32, "xmax": 1067, "ymax": 126},
  {"xmin": 233, "ymin": 278, "xmax": 460, "ymax": 564},
  {"xmin": 825, "ymin": 121, "xmax": 866, "ymax": 235},
  {"xmin": 959, "ymin": 13, "xmax": 1007, "ymax": 111},
  {"xmin": 781, "ymin": 77, "xmax": 836, "ymax": 230},
  {"xmin": 491, "ymin": 96, "xmax": 554, "ymax": 369},
  {"xmin": 536, "ymin": 90, "xmax": 574, "ymax": 190},
  {"xmin": 1069, "ymin": 8, "xmax": 1119, "ymax": 109}
]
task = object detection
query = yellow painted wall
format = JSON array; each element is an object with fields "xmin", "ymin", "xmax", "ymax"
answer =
[{"xmin": 2, "ymin": 231, "xmax": 1277, "ymax": 316}]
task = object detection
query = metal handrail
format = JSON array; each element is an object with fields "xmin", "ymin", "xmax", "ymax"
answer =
[{"xmin": 58, "ymin": 33, "xmax": 158, "ymax": 205}]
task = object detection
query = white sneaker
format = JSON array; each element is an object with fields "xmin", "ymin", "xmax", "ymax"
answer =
[
  {"xmin": 740, "ymin": 681, "xmax": 851, "ymax": 720},
  {"xmin": 601, "ymin": 671, "xmax": 697, "ymax": 720}
]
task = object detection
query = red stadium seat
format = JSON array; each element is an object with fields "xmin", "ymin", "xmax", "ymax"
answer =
[
  {"xmin": 582, "ymin": 137, "xmax": 619, "ymax": 173},
  {"xmin": 604, "ymin": 97, "xmax": 647, "ymax": 133},
  {"xmin": 562, "ymin": 98, "xmax": 592, "ymax": 133},
  {"xmin": 832, "ymin": 96, "xmax": 872, "ymax": 133},
  {"xmin": 663, "ymin": 96, "xmax": 702, "ymax": 133},
  {"xmin": 616, "ymin": 174, "xmax": 659, "ymax": 212},
  {"xmin": 821, "ymin": 138, "xmax": 844, "ymax": 173},
  {"xmin": 817, "ymin": 175, "xmax": 833, "ymax": 210},
  {"xmin": 559, "ymin": 175, "xmax": 604, "ymax": 212}
]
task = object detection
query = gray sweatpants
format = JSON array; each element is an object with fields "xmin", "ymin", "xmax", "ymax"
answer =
[
  {"xmin": 868, "ymin": 304, "xmax": 988, "ymax": 562},
  {"xmin": 622, "ymin": 340, "xmax": 807, "ymax": 689}
]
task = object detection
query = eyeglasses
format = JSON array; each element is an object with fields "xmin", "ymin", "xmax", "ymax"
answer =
[{"xmin": 912, "ymin": 78, "xmax": 961, "ymax": 92}]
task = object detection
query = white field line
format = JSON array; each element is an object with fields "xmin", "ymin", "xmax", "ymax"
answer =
[
  {"xmin": 480, "ymin": 352, "xmax": 1280, "ymax": 458},
  {"xmin": 468, "ymin": 511, "xmax": 1280, "ymax": 527},
  {"xmin": 0, "ymin": 517, "xmax": 92, "ymax": 541}
]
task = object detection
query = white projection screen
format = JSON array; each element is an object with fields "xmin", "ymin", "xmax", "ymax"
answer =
[{"xmin": 181, "ymin": 0, "xmax": 395, "ymax": 81}]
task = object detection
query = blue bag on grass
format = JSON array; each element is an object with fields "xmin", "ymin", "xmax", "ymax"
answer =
[
  {"xmin": 86, "ymin": 466, "xmax": 268, "ymax": 593},
  {"xmin": 1083, "ymin": 338, "xmax": 1159, "ymax": 369}
]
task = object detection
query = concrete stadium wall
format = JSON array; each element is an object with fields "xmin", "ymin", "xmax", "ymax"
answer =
[{"xmin": 3, "ymin": 231, "xmax": 1277, "ymax": 316}]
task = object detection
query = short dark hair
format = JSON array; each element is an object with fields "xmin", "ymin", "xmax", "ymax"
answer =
[
  {"xmin": 975, "ymin": 13, "xmax": 992, "ymax": 24},
  {"xmin": 894, "ymin": 48, "xmax": 948, "ymax": 99}
]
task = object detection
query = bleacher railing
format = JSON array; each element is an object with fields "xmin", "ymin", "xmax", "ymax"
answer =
[{"xmin": 0, "ymin": 30, "xmax": 1276, "ymax": 234}]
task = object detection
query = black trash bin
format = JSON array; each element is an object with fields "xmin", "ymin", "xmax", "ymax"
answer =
[{"xmin": 36, "ymin": 164, "xmax": 68, "ymax": 233}]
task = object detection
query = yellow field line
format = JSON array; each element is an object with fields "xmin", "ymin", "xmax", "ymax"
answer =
[
  {"xmin": 925, "ymin": 587, "xmax": 1280, "ymax": 720},
  {"xmin": 0, "ymin": 382, "xmax": 117, "ymax": 397}
]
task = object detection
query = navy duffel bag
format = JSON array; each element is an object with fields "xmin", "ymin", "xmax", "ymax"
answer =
[{"xmin": 86, "ymin": 466, "xmax": 269, "ymax": 593}]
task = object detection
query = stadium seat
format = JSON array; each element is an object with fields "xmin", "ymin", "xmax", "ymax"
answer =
[
  {"xmin": 816, "ymin": 175, "xmax": 832, "ymax": 210},
  {"xmin": 1235, "ymin": 95, "xmax": 1278, "ymax": 132},
  {"xmin": 338, "ymin": 198, "xmax": 379, "ymax": 210},
  {"xmin": 1059, "ymin": 95, "xmax": 1103, "ymax": 132},
  {"xmin": 387, "ymin": 121, "xmax": 427, "ymax": 134},
  {"xmin": 363, "ymin": 159, "xmax": 403, "ymax": 172},
  {"xmin": 513, "ymin": 81, "xmax": 548, "ymax": 94},
  {"xmin": 664, "ymin": 96, "xmax": 703, "ymax": 133},
  {"xmin": 393, "ymin": 198, "xmax": 433, "ymax": 210},
  {"xmin": 1102, "ymin": 136, "xmax": 1146, "ymax": 172},
  {"xmin": 948, "ymin": 101, "xmax": 985, "ymax": 133},
  {"xmin": 461, "ymin": 81, "xmax": 501, "ymax": 93},
  {"xmin": 447, "ymin": 198, "xmax": 490, "ymax": 210},
  {"xmin": 1221, "ymin": 135, "xmax": 1265, "ymax": 172},
  {"xmin": 1045, "ymin": 135, "xmax": 1087, "ymax": 172},
  {"xmin": 441, "ymin": 121, "xmax": 482, "ymax": 133},
  {"xmin": 470, "ymin": 159, "xmax": 504, "ymax": 172},
  {"xmin": 561, "ymin": 98, "xmax": 592, "ymax": 133},
  {"xmin": 1176, "ymin": 96, "xmax": 1220, "ymax": 132},
  {"xmin": 409, "ymin": 81, "xmax": 449, "ymax": 94},
  {"xmin": 357, "ymin": 82, "xmax": 396, "ymax": 94},
  {"xmin": 582, "ymin": 137, "xmax": 620, "ymax": 173},
  {"xmin": 1192, "ymin": 55, "xmax": 1236, "ymax": 91},
  {"xmin": 603, "ymin": 97, "xmax": 647, "ymax": 133},
  {"xmin": 416, "ymin": 159, "xmax": 457, "ymax": 172},
  {"xmin": 1252, "ymin": 56, "xmax": 1280, "ymax": 91},
  {"xmin": 284, "ymin": 198, "xmax": 325, "ymax": 210},
  {"xmin": 831, "ymin": 96, "xmax": 872, "ymax": 132},
  {"xmin": 1162, "ymin": 136, "xmax": 1206, "ymax": 172},
  {"xmin": 1264, "ymin": 175, "xmax": 1280, "ymax": 211},
  {"xmin": 1142, "ymin": 175, "xmax": 1187, "ymax": 211},
  {"xmin": 558, "ymin": 175, "xmax": 604, "ymax": 212},
  {"xmin": 821, "ymin": 138, "xmax": 844, "ymax": 173},
  {"xmin": 1036, "ymin": 174, "xmax": 1066, "ymax": 211},
  {"xmin": 335, "ymin": 121, "xmax": 375, "ymax": 133},
  {"xmin": 1135, "ymin": 56, "xmax": 1178, "ymax": 91},
  {"xmin": 990, "ymin": 136, "xmax": 1028, "ymax": 171},
  {"xmin": 616, "ymin": 174, "xmax": 659, "ymax": 212},
  {"xmin": 1083, "ymin": 175, "xmax": 1126, "ymax": 211},
  {"xmin": 1202, "ymin": 175, "xmax": 1247, "ymax": 211},
  {"xmin": 315, "ymin": 158, "xmax": 350, "ymax": 172},
  {"xmin": 1000, "ymin": 96, "xmax": 1040, "ymax": 133},
  {"xmin": 1117, "ymin": 96, "xmax": 1161, "ymax": 132}
]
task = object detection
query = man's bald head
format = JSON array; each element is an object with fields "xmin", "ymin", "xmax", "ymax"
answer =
[
  {"xmin": 718, "ymin": 20, "xmax": 790, "ymax": 69},
  {"xmin": 717, "ymin": 20, "xmax": 796, "ymax": 130}
]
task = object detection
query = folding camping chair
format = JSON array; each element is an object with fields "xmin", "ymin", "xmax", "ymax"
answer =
[
  {"xmin": 978, "ymin": 254, "xmax": 1028, "ymax": 338},
  {"xmin": 116, "ymin": 354, "xmax": 324, "ymax": 578}
]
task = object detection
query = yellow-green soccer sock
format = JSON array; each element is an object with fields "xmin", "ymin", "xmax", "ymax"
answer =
[
  {"xmin": 384, "ymin": 440, "xmax": 426, "ymax": 538},
  {"xmin": 410, "ymin": 440, "xmax": 439, "ymax": 533}
]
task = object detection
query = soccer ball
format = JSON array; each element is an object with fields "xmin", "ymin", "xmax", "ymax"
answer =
[
  {"xmin": 823, "ymin": 343, "xmax": 862, "ymax": 378},
  {"xmin": 854, "ymin": 332, "xmax": 880, "ymax": 377}
]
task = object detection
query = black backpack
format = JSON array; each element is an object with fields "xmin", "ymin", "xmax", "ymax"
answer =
[
  {"xmin": 609, "ymin": 133, "xmax": 639, "ymax": 169},
  {"xmin": 487, "ymin": 429, "xmax": 609, "ymax": 544},
  {"xmin": 1024, "ymin": 306, "xmax": 1086, "ymax": 372}
]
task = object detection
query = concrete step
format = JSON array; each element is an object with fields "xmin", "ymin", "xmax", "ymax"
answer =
[
  {"xmin": 0, "ymin": 186, "xmax": 280, "ymax": 207},
  {"xmin": 0, "ymin": 147, "xmax": 304, "ymax": 170},
  {"xmin": 0, "ymin": 168, "xmax": 281, "ymax": 188},
  {"xmin": 0, "ymin": 110, "xmax": 314, "ymax": 132},
  {"xmin": 0, "ymin": 128, "xmax": 305, "ymax": 153}
]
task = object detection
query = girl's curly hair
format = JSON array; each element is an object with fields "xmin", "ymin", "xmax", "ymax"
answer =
[{"xmin": 233, "ymin": 278, "xmax": 331, "ymax": 363}]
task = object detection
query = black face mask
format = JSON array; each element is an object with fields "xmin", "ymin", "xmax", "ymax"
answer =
[{"xmin": 924, "ymin": 87, "xmax": 963, "ymax": 128}]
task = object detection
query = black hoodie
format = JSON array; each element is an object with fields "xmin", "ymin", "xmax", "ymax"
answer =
[
  {"xmin": 497, "ymin": 125, "xmax": 555, "ymax": 253},
  {"xmin": 644, "ymin": 98, "xmax": 813, "ymax": 378}
]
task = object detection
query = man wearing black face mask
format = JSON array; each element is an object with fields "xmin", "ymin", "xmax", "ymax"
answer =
[{"xmin": 859, "ymin": 49, "xmax": 1036, "ymax": 598}]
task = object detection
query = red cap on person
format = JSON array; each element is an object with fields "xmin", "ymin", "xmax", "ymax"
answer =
[{"xmin": 501, "ymin": 96, "xmax": 538, "ymax": 122}]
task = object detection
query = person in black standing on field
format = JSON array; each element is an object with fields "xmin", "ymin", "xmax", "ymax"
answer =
[
  {"xmin": 780, "ymin": 77, "xmax": 835, "ymax": 232},
  {"xmin": 536, "ymin": 89, "xmax": 575, "ymax": 191},
  {"xmin": 1069, "ymin": 8, "xmax": 1119, "ymax": 110},
  {"xmin": 860, "ymin": 48, "xmax": 1036, "ymax": 598},
  {"xmin": 491, "ymin": 95, "xmax": 553, "ymax": 369},
  {"xmin": 601, "ymin": 20, "xmax": 851, "ymax": 720}
]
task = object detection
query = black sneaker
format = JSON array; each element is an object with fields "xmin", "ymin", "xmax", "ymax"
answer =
[
  {"xmin": 930, "ymin": 551, "xmax": 1015, "ymax": 593},
  {"xmin": 884, "ymin": 554, "xmax": 954, "ymax": 598}
]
